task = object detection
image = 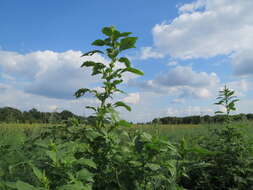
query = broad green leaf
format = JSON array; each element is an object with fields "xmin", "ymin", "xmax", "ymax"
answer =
[
  {"xmin": 75, "ymin": 158, "xmax": 97, "ymax": 169},
  {"xmin": 91, "ymin": 63, "xmax": 106, "ymax": 75},
  {"xmin": 31, "ymin": 165, "xmax": 44, "ymax": 181},
  {"xmin": 146, "ymin": 163, "xmax": 160, "ymax": 171},
  {"xmin": 102, "ymin": 26, "xmax": 113, "ymax": 36},
  {"xmin": 119, "ymin": 37, "xmax": 137, "ymax": 51},
  {"xmin": 114, "ymin": 101, "xmax": 131, "ymax": 111},
  {"xmin": 189, "ymin": 146, "xmax": 216, "ymax": 156},
  {"xmin": 81, "ymin": 50, "xmax": 103, "ymax": 57},
  {"xmin": 215, "ymin": 111, "xmax": 223, "ymax": 114},
  {"xmin": 124, "ymin": 67, "xmax": 144, "ymax": 75},
  {"xmin": 4, "ymin": 182, "xmax": 16, "ymax": 189},
  {"xmin": 45, "ymin": 150, "xmax": 57, "ymax": 163},
  {"xmin": 119, "ymin": 57, "xmax": 131, "ymax": 67},
  {"xmin": 119, "ymin": 32, "xmax": 132, "ymax": 37},
  {"xmin": 112, "ymin": 79, "xmax": 123, "ymax": 86},
  {"xmin": 129, "ymin": 161, "xmax": 142, "ymax": 167},
  {"xmin": 77, "ymin": 169, "xmax": 94, "ymax": 182},
  {"xmin": 92, "ymin": 39, "xmax": 105, "ymax": 46},
  {"xmin": 16, "ymin": 181, "xmax": 36, "ymax": 190},
  {"xmin": 60, "ymin": 182, "xmax": 91, "ymax": 190},
  {"xmin": 81, "ymin": 61, "xmax": 96, "ymax": 67},
  {"xmin": 74, "ymin": 88, "xmax": 91, "ymax": 98},
  {"xmin": 140, "ymin": 132, "xmax": 152, "ymax": 142}
]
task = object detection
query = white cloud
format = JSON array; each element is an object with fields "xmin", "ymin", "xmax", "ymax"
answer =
[
  {"xmin": 155, "ymin": 66, "xmax": 219, "ymax": 87},
  {"xmin": 139, "ymin": 46, "xmax": 164, "ymax": 60},
  {"xmin": 0, "ymin": 50, "xmax": 106, "ymax": 99},
  {"xmin": 123, "ymin": 92, "xmax": 140, "ymax": 104},
  {"xmin": 129, "ymin": 66, "xmax": 219, "ymax": 99},
  {"xmin": 151, "ymin": 0, "xmax": 253, "ymax": 59},
  {"xmin": 231, "ymin": 50, "xmax": 253, "ymax": 76},
  {"xmin": 0, "ymin": 50, "xmax": 142, "ymax": 120},
  {"xmin": 0, "ymin": 50, "xmax": 138, "ymax": 99},
  {"xmin": 178, "ymin": 0, "xmax": 206, "ymax": 13}
]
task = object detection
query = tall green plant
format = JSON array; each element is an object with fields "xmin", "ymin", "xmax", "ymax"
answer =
[
  {"xmin": 214, "ymin": 85, "xmax": 239, "ymax": 125},
  {"xmin": 74, "ymin": 26, "xmax": 143, "ymax": 130}
]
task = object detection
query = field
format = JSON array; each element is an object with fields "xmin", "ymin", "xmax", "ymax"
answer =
[
  {"xmin": 1, "ymin": 26, "xmax": 253, "ymax": 190},
  {"xmin": 1, "ymin": 121, "xmax": 253, "ymax": 143},
  {"xmin": 1, "ymin": 121, "xmax": 253, "ymax": 190}
]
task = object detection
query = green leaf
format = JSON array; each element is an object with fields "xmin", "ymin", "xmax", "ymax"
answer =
[
  {"xmin": 16, "ymin": 181, "xmax": 36, "ymax": 190},
  {"xmin": 75, "ymin": 158, "xmax": 97, "ymax": 169},
  {"xmin": 91, "ymin": 63, "xmax": 106, "ymax": 75},
  {"xmin": 102, "ymin": 26, "xmax": 114, "ymax": 36},
  {"xmin": 60, "ymin": 182, "xmax": 91, "ymax": 190},
  {"xmin": 140, "ymin": 132, "xmax": 152, "ymax": 142},
  {"xmin": 31, "ymin": 165, "xmax": 44, "ymax": 181},
  {"xmin": 45, "ymin": 150, "xmax": 57, "ymax": 163},
  {"xmin": 123, "ymin": 67, "xmax": 144, "ymax": 75},
  {"xmin": 119, "ymin": 57, "xmax": 131, "ymax": 67},
  {"xmin": 114, "ymin": 101, "xmax": 131, "ymax": 111},
  {"xmin": 215, "ymin": 111, "xmax": 223, "ymax": 114},
  {"xmin": 146, "ymin": 163, "xmax": 160, "ymax": 171},
  {"xmin": 117, "ymin": 120, "xmax": 132, "ymax": 127},
  {"xmin": 4, "ymin": 182, "xmax": 16, "ymax": 189},
  {"xmin": 119, "ymin": 32, "xmax": 132, "ymax": 37},
  {"xmin": 86, "ymin": 106, "xmax": 96, "ymax": 112},
  {"xmin": 81, "ymin": 50, "xmax": 104, "ymax": 57},
  {"xmin": 74, "ymin": 88, "xmax": 91, "ymax": 98},
  {"xmin": 189, "ymin": 146, "xmax": 216, "ymax": 156},
  {"xmin": 92, "ymin": 39, "xmax": 105, "ymax": 46},
  {"xmin": 77, "ymin": 169, "xmax": 94, "ymax": 182},
  {"xmin": 119, "ymin": 37, "xmax": 137, "ymax": 51},
  {"xmin": 112, "ymin": 79, "xmax": 123, "ymax": 86},
  {"xmin": 81, "ymin": 61, "xmax": 96, "ymax": 67}
]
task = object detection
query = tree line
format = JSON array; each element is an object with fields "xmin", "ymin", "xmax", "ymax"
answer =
[
  {"xmin": 1, "ymin": 106, "xmax": 253, "ymax": 125},
  {"xmin": 0, "ymin": 106, "xmax": 89, "ymax": 124},
  {"xmin": 152, "ymin": 113, "xmax": 253, "ymax": 125}
]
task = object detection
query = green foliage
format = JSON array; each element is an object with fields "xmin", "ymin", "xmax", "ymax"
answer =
[
  {"xmin": 75, "ymin": 25, "xmax": 143, "ymax": 130},
  {"xmin": 2, "ymin": 27, "xmax": 253, "ymax": 190},
  {"xmin": 0, "ymin": 26, "xmax": 182, "ymax": 190},
  {"xmin": 178, "ymin": 86, "xmax": 253, "ymax": 190},
  {"xmin": 214, "ymin": 85, "xmax": 239, "ymax": 125}
]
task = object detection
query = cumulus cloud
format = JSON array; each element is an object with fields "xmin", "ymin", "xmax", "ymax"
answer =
[
  {"xmin": 231, "ymin": 50, "xmax": 253, "ymax": 76},
  {"xmin": 155, "ymin": 66, "xmax": 219, "ymax": 87},
  {"xmin": 139, "ymin": 46, "xmax": 164, "ymax": 60},
  {"xmin": 0, "ymin": 50, "xmax": 105, "ymax": 99},
  {"xmin": 129, "ymin": 66, "xmax": 219, "ymax": 99},
  {"xmin": 0, "ymin": 50, "xmax": 138, "ymax": 99},
  {"xmin": 123, "ymin": 92, "xmax": 140, "ymax": 104},
  {"xmin": 152, "ymin": 0, "xmax": 253, "ymax": 59}
]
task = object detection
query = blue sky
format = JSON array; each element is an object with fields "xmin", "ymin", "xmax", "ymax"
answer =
[{"xmin": 0, "ymin": 0, "xmax": 253, "ymax": 122}]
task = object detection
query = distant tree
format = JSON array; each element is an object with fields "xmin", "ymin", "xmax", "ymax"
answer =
[{"xmin": 60, "ymin": 110, "xmax": 74, "ymax": 120}]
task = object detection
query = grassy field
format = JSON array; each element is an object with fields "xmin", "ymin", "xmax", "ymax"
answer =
[
  {"xmin": 1, "ymin": 121, "xmax": 253, "ymax": 142},
  {"xmin": 1, "ymin": 121, "xmax": 253, "ymax": 189}
]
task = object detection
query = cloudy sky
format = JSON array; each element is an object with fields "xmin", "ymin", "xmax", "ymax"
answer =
[{"xmin": 0, "ymin": 0, "xmax": 253, "ymax": 122}]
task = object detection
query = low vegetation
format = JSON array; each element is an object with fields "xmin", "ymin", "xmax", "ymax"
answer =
[{"xmin": 1, "ymin": 26, "xmax": 253, "ymax": 190}]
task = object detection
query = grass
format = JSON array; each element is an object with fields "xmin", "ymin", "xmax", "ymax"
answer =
[{"xmin": 1, "ymin": 121, "xmax": 253, "ymax": 143}]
